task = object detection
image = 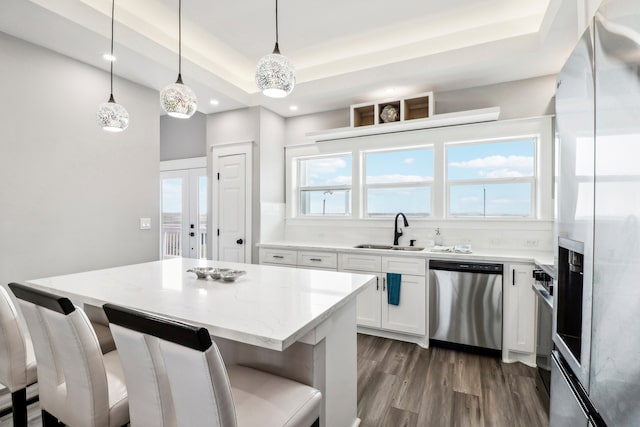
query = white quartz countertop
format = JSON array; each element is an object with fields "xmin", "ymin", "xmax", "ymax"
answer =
[
  {"xmin": 258, "ymin": 241, "xmax": 554, "ymax": 264},
  {"xmin": 26, "ymin": 258, "xmax": 375, "ymax": 351}
]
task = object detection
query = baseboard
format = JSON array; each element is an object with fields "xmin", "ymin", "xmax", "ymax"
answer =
[{"xmin": 357, "ymin": 327, "xmax": 428, "ymax": 348}]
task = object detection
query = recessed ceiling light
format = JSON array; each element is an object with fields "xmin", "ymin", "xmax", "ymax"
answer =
[
  {"xmin": 209, "ymin": 99, "xmax": 219, "ymax": 106},
  {"xmin": 103, "ymin": 53, "xmax": 116, "ymax": 61},
  {"xmin": 385, "ymin": 87, "xmax": 395, "ymax": 94},
  {"xmin": 289, "ymin": 105, "xmax": 298, "ymax": 111}
]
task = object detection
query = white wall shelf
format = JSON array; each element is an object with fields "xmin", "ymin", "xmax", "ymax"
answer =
[{"xmin": 307, "ymin": 107, "xmax": 501, "ymax": 142}]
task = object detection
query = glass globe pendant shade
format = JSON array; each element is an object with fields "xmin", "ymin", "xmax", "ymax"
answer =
[
  {"xmin": 160, "ymin": 75, "xmax": 197, "ymax": 118},
  {"xmin": 255, "ymin": 47, "xmax": 296, "ymax": 98},
  {"xmin": 97, "ymin": 94, "xmax": 129, "ymax": 132}
]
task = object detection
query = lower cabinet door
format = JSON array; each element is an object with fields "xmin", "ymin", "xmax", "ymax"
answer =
[
  {"xmin": 504, "ymin": 263, "xmax": 536, "ymax": 354},
  {"xmin": 355, "ymin": 273, "xmax": 382, "ymax": 328},
  {"xmin": 381, "ymin": 274, "xmax": 426, "ymax": 335}
]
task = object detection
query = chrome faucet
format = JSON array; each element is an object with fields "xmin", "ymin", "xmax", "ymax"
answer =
[{"xmin": 393, "ymin": 212, "xmax": 409, "ymax": 246}]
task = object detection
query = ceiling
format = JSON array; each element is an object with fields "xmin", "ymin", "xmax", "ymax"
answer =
[{"xmin": 0, "ymin": 0, "xmax": 580, "ymax": 117}]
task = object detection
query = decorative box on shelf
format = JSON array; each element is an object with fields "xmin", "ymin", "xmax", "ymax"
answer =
[{"xmin": 350, "ymin": 91, "xmax": 434, "ymax": 128}]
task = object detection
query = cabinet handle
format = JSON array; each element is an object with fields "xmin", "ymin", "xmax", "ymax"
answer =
[
  {"xmin": 376, "ymin": 276, "xmax": 379, "ymax": 291},
  {"xmin": 309, "ymin": 258, "xmax": 322, "ymax": 262},
  {"xmin": 383, "ymin": 277, "xmax": 386, "ymax": 291},
  {"xmin": 272, "ymin": 255, "xmax": 284, "ymax": 259},
  {"xmin": 512, "ymin": 269, "xmax": 516, "ymax": 286}
]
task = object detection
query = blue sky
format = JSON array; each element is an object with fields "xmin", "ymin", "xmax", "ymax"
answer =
[
  {"xmin": 447, "ymin": 140, "xmax": 534, "ymax": 180},
  {"xmin": 447, "ymin": 140, "xmax": 534, "ymax": 216},
  {"xmin": 300, "ymin": 140, "xmax": 534, "ymax": 216},
  {"xmin": 162, "ymin": 177, "xmax": 208, "ymax": 215}
]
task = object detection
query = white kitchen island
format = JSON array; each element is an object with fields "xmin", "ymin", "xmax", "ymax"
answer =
[{"xmin": 25, "ymin": 258, "xmax": 376, "ymax": 427}]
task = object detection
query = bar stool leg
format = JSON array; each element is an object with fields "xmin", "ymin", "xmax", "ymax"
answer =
[{"xmin": 10, "ymin": 389, "xmax": 26, "ymax": 427}]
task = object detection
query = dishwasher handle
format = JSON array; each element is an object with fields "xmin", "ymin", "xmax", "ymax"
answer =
[{"xmin": 429, "ymin": 260, "xmax": 503, "ymax": 274}]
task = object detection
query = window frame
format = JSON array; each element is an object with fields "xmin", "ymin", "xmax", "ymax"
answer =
[
  {"xmin": 285, "ymin": 116, "xmax": 553, "ymax": 223},
  {"xmin": 443, "ymin": 135, "xmax": 540, "ymax": 219},
  {"xmin": 296, "ymin": 153, "xmax": 354, "ymax": 217},
  {"xmin": 362, "ymin": 146, "xmax": 435, "ymax": 218},
  {"xmin": 444, "ymin": 137, "xmax": 538, "ymax": 218}
]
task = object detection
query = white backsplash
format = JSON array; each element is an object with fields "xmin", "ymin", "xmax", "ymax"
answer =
[
  {"xmin": 259, "ymin": 202, "xmax": 286, "ymax": 243},
  {"xmin": 282, "ymin": 220, "xmax": 554, "ymax": 253}
]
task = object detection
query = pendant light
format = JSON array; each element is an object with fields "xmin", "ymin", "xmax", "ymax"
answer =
[
  {"xmin": 160, "ymin": 0, "xmax": 197, "ymax": 118},
  {"xmin": 255, "ymin": 0, "xmax": 296, "ymax": 98},
  {"xmin": 96, "ymin": 0, "xmax": 129, "ymax": 132}
]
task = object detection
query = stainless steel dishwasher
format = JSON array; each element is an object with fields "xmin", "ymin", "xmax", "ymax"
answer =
[{"xmin": 429, "ymin": 260, "xmax": 503, "ymax": 354}]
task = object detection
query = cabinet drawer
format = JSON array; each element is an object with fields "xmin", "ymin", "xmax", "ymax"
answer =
[
  {"xmin": 260, "ymin": 248, "xmax": 297, "ymax": 265},
  {"xmin": 381, "ymin": 256, "xmax": 425, "ymax": 276},
  {"xmin": 338, "ymin": 253, "xmax": 382, "ymax": 272},
  {"xmin": 298, "ymin": 251, "xmax": 337, "ymax": 269},
  {"xmin": 296, "ymin": 265, "xmax": 337, "ymax": 271}
]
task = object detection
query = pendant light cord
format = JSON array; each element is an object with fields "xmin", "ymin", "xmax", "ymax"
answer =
[
  {"xmin": 273, "ymin": 0, "xmax": 281, "ymax": 54},
  {"xmin": 178, "ymin": 0, "xmax": 182, "ymax": 76},
  {"xmin": 109, "ymin": 0, "xmax": 115, "ymax": 97}
]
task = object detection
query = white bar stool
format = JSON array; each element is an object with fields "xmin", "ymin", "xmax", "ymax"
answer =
[
  {"xmin": 103, "ymin": 303, "xmax": 321, "ymax": 427},
  {"xmin": 8, "ymin": 283, "xmax": 129, "ymax": 427},
  {"xmin": 0, "ymin": 287, "xmax": 38, "ymax": 427}
]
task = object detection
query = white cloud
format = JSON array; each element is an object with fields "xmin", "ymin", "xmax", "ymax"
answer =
[
  {"xmin": 450, "ymin": 155, "xmax": 533, "ymax": 171},
  {"xmin": 366, "ymin": 174, "xmax": 431, "ymax": 184},
  {"xmin": 479, "ymin": 169, "xmax": 528, "ymax": 178},
  {"xmin": 309, "ymin": 158, "xmax": 347, "ymax": 174},
  {"xmin": 403, "ymin": 157, "xmax": 414, "ymax": 164},
  {"xmin": 327, "ymin": 176, "xmax": 353, "ymax": 185}
]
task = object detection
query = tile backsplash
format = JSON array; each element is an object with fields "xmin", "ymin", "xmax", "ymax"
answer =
[{"xmin": 282, "ymin": 220, "xmax": 554, "ymax": 253}]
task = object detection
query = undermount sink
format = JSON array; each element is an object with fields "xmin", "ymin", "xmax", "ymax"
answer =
[
  {"xmin": 354, "ymin": 244, "xmax": 425, "ymax": 251},
  {"xmin": 354, "ymin": 244, "xmax": 394, "ymax": 249}
]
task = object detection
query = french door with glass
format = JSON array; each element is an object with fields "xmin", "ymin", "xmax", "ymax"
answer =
[{"xmin": 160, "ymin": 168, "xmax": 207, "ymax": 259}]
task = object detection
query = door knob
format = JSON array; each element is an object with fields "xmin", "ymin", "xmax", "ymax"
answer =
[
  {"xmin": 236, "ymin": 239, "xmax": 244, "ymax": 245},
  {"xmin": 189, "ymin": 232, "xmax": 195, "ymax": 237}
]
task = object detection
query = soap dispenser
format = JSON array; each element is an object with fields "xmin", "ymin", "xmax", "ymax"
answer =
[{"xmin": 434, "ymin": 228, "xmax": 443, "ymax": 246}]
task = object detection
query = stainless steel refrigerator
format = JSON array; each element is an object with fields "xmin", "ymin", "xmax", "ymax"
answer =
[{"xmin": 553, "ymin": 0, "xmax": 640, "ymax": 426}]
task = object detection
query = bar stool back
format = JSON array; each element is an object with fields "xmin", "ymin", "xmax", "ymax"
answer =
[
  {"xmin": 0, "ymin": 287, "xmax": 37, "ymax": 427},
  {"xmin": 8, "ymin": 283, "xmax": 129, "ymax": 427},
  {"xmin": 104, "ymin": 303, "xmax": 321, "ymax": 427}
]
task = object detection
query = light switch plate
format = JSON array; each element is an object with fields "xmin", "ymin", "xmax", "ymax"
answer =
[{"xmin": 139, "ymin": 218, "xmax": 151, "ymax": 230}]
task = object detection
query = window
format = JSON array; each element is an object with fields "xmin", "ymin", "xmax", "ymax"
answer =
[
  {"xmin": 286, "ymin": 117, "xmax": 551, "ymax": 221},
  {"xmin": 298, "ymin": 155, "xmax": 352, "ymax": 216},
  {"xmin": 446, "ymin": 139, "xmax": 535, "ymax": 217},
  {"xmin": 364, "ymin": 147, "xmax": 433, "ymax": 217}
]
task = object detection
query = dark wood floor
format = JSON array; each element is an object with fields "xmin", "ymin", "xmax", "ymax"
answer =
[
  {"xmin": 357, "ymin": 334, "xmax": 549, "ymax": 427},
  {"xmin": 1, "ymin": 334, "xmax": 549, "ymax": 427}
]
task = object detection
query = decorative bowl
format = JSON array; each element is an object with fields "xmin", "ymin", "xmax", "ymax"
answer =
[
  {"xmin": 219, "ymin": 270, "xmax": 246, "ymax": 282},
  {"xmin": 187, "ymin": 268, "xmax": 214, "ymax": 279},
  {"xmin": 209, "ymin": 268, "xmax": 231, "ymax": 280}
]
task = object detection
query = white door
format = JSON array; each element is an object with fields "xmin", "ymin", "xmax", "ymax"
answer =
[
  {"xmin": 217, "ymin": 154, "xmax": 246, "ymax": 262},
  {"xmin": 160, "ymin": 168, "xmax": 208, "ymax": 259}
]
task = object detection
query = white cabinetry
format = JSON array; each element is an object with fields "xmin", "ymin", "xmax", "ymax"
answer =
[
  {"xmin": 259, "ymin": 248, "xmax": 297, "ymax": 266},
  {"xmin": 339, "ymin": 253, "xmax": 426, "ymax": 336},
  {"xmin": 259, "ymin": 247, "xmax": 337, "ymax": 271},
  {"xmin": 297, "ymin": 251, "xmax": 337, "ymax": 270},
  {"xmin": 503, "ymin": 263, "xmax": 537, "ymax": 365}
]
